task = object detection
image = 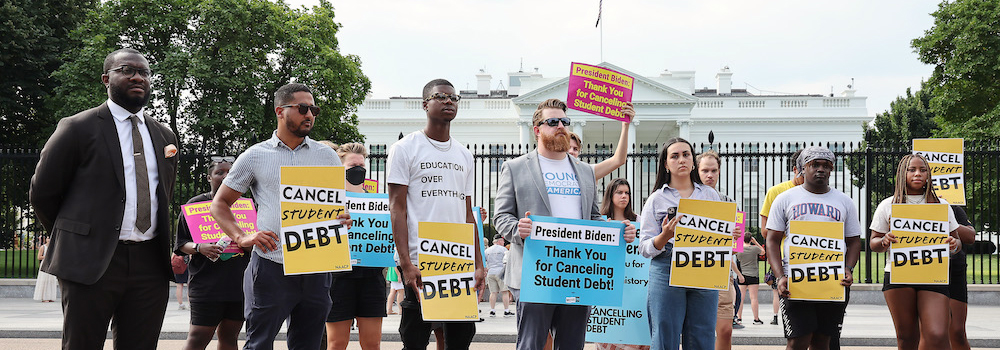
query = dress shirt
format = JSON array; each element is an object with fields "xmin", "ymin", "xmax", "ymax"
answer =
[{"xmin": 108, "ymin": 99, "xmax": 160, "ymax": 241}]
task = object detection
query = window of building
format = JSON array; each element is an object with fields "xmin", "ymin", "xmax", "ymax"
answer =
[{"xmin": 743, "ymin": 144, "xmax": 759, "ymax": 173}]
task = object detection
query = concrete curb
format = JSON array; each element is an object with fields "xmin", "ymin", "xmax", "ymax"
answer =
[{"xmin": 0, "ymin": 331, "xmax": 997, "ymax": 347}]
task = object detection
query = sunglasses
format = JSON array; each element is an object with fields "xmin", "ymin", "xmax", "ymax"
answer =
[
  {"xmin": 108, "ymin": 65, "xmax": 152, "ymax": 78},
  {"xmin": 210, "ymin": 156, "xmax": 235, "ymax": 164},
  {"xmin": 279, "ymin": 103, "xmax": 321, "ymax": 116},
  {"xmin": 424, "ymin": 92, "xmax": 462, "ymax": 103},
  {"xmin": 538, "ymin": 117, "xmax": 571, "ymax": 127}
]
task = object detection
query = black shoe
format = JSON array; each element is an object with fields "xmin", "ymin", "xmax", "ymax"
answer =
[
  {"xmin": 504, "ymin": 310, "xmax": 514, "ymax": 317},
  {"xmin": 753, "ymin": 319, "xmax": 764, "ymax": 325},
  {"xmin": 489, "ymin": 310, "xmax": 496, "ymax": 317},
  {"xmin": 770, "ymin": 315, "xmax": 779, "ymax": 325}
]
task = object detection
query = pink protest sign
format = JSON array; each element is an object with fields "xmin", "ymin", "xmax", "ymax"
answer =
[
  {"xmin": 566, "ymin": 62, "xmax": 634, "ymax": 122},
  {"xmin": 734, "ymin": 211, "xmax": 747, "ymax": 252},
  {"xmin": 181, "ymin": 198, "xmax": 257, "ymax": 253}
]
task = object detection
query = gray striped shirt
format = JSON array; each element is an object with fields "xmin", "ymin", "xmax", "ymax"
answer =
[{"xmin": 223, "ymin": 132, "xmax": 341, "ymax": 264}]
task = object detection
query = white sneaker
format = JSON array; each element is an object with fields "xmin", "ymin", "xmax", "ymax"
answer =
[{"xmin": 178, "ymin": 303, "xmax": 187, "ymax": 310}]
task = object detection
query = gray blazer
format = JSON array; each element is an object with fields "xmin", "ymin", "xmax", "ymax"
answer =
[{"xmin": 492, "ymin": 150, "xmax": 602, "ymax": 289}]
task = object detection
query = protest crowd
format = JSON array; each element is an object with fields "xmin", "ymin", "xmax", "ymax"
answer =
[{"xmin": 28, "ymin": 48, "xmax": 976, "ymax": 350}]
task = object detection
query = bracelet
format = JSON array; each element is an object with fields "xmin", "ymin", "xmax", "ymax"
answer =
[{"xmin": 194, "ymin": 243, "xmax": 200, "ymax": 254}]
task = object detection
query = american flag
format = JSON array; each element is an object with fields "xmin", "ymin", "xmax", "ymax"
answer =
[{"xmin": 595, "ymin": 0, "xmax": 602, "ymax": 27}]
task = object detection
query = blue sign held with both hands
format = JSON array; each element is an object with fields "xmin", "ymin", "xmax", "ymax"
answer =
[{"xmin": 520, "ymin": 215, "xmax": 625, "ymax": 307}]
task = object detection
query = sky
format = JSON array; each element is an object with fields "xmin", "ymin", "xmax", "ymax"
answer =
[{"xmin": 288, "ymin": 0, "xmax": 943, "ymax": 117}]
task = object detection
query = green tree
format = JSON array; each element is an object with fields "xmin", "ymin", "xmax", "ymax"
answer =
[
  {"xmin": 0, "ymin": 0, "xmax": 96, "ymax": 146},
  {"xmin": 912, "ymin": 0, "xmax": 1000, "ymax": 138},
  {"xmin": 846, "ymin": 87, "xmax": 938, "ymax": 212},
  {"xmin": 47, "ymin": 0, "xmax": 370, "ymax": 156}
]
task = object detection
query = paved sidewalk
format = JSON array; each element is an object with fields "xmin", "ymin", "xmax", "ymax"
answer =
[{"xmin": 0, "ymin": 297, "xmax": 998, "ymax": 347}]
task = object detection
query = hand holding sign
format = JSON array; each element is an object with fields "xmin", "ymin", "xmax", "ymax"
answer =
[
  {"xmin": 623, "ymin": 220, "xmax": 636, "ymax": 243},
  {"xmin": 337, "ymin": 212, "xmax": 353, "ymax": 230},
  {"xmin": 518, "ymin": 211, "xmax": 533, "ymax": 239}
]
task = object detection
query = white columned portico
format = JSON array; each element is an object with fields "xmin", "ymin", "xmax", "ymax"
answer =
[
  {"xmin": 517, "ymin": 121, "xmax": 532, "ymax": 145},
  {"xmin": 677, "ymin": 120, "xmax": 691, "ymax": 140},
  {"xmin": 627, "ymin": 119, "xmax": 638, "ymax": 152},
  {"xmin": 573, "ymin": 120, "xmax": 587, "ymax": 138}
]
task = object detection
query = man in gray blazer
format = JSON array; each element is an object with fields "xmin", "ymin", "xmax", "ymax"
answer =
[
  {"xmin": 30, "ymin": 48, "xmax": 178, "ymax": 349},
  {"xmin": 493, "ymin": 98, "xmax": 635, "ymax": 350}
]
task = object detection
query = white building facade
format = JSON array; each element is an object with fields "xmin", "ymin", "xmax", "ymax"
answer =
[{"xmin": 355, "ymin": 63, "xmax": 870, "ymax": 222}]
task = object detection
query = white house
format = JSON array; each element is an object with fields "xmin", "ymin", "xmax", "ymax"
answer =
[{"xmin": 355, "ymin": 63, "xmax": 871, "ymax": 221}]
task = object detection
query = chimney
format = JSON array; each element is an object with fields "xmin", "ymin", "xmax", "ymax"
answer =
[
  {"xmin": 716, "ymin": 66, "xmax": 732, "ymax": 95},
  {"xmin": 476, "ymin": 69, "xmax": 491, "ymax": 96}
]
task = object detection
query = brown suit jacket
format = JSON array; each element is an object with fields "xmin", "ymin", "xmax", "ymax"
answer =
[{"xmin": 29, "ymin": 102, "xmax": 178, "ymax": 285}]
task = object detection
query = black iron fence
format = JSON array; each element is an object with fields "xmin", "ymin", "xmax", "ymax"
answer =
[{"xmin": 3, "ymin": 141, "xmax": 999, "ymax": 283}]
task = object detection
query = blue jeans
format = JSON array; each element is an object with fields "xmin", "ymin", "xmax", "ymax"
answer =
[{"xmin": 647, "ymin": 246, "xmax": 719, "ymax": 350}]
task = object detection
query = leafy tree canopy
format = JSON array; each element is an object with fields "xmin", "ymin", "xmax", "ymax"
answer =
[
  {"xmin": 912, "ymin": 0, "xmax": 1000, "ymax": 138},
  {"xmin": 46, "ymin": 0, "xmax": 370, "ymax": 154}
]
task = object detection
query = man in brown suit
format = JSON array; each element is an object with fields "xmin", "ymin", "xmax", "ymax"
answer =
[{"xmin": 30, "ymin": 48, "xmax": 178, "ymax": 349}]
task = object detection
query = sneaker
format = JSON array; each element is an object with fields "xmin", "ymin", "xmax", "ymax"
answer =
[
  {"xmin": 753, "ymin": 319, "xmax": 764, "ymax": 325},
  {"xmin": 178, "ymin": 303, "xmax": 187, "ymax": 310},
  {"xmin": 732, "ymin": 323, "xmax": 745, "ymax": 329},
  {"xmin": 504, "ymin": 311, "xmax": 514, "ymax": 317},
  {"xmin": 770, "ymin": 315, "xmax": 778, "ymax": 325},
  {"xmin": 489, "ymin": 310, "xmax": 496, "ymax": 317}
]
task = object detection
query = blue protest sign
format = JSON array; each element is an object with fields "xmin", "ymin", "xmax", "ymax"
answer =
[
  {"xmin": 586, "ymin": 222, "xmax": 651, "ymax": 346},
  {"xmin": 520, "ymin": 215, "xmax": 625, "ymax": 306},
  {"xmin": 345, "ymin": 192, "xmax": 395, "ymax": 267},
  {"xmin": 473, "ymin": 206, "xmax": 487, "ymax": 266}
]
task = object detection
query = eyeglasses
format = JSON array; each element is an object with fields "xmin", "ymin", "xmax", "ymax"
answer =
[
  {"xmin": 279, "ymin": 103, "xmax": 321, "ymax": 116},
  {"xmin": 538, "ymin": 117, "xmax": 571, "ymax": 127},
  {"xmin": 210, "ymin": 156, "xmax": 235, "ymax": 164},
  {"xmin": 424, "ymin": 92, "xmax": 462, "ymax": 103},
  {"xmin": 108, "ymin": 65, "xmax": 152, "ymax": 78}
]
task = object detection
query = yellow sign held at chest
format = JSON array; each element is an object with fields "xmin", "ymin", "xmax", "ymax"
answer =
[
  {"xmin": 418, "ymin": 222, "xmax": 479, "ymax": 322},
  {"xmin": 912, "ymin": 138, "xmax": 964, "ymax": 205},
  {"xmin": 280, "ymin": 166, "xmax": 351, "ymax": 275},
  {"xmin": 889, "ymin": 204, "xmax": 950, "ymax": 285},
  {"xmin": 787, "ymin": 220, "xmax": 846, "ymax": 302},
  {"xmin": 669, "ymin": 198, "xmax": 737, "ymax": 291}
]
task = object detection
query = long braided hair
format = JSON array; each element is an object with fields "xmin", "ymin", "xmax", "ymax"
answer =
[{"xmin": 892, "ymin": 154, "xmax": 940, "ymax": 204}]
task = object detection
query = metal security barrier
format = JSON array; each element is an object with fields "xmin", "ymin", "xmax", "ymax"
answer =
[{"xmin": 2, "ymin": 141, "xmax": 998, "ymax": 283}]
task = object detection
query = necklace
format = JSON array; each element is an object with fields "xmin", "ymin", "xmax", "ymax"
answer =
[{"xmin": 421, "ymin": 131, "xmax": 452, "ymax": 152}]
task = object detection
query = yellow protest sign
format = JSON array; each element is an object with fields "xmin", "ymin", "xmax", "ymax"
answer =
[
  {"xmin": 912, "ymin": 138, "xmax": 964, "ymax": 205},
  {"xmin": 418, "ymin": 222, "xmax": 479, "ymax": 321},
  {"xmin": 279, "ymin": 166, "xmax": 351, "ymax": 275},
  {"xmin": 787, "ymin": 221, "xmax": 846, "ymax": 302},
  {"xmin": 889, "ymin": 204, "xmax": 950, "ymax": 285},
  {"xmin": 669, "ymin": 199, "xmax": 737, "ymax": 291}
]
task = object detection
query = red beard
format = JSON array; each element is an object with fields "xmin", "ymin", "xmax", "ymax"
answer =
[{"xmin": 541, "ymin": 131, "xmax": 570, "ymax": 153}]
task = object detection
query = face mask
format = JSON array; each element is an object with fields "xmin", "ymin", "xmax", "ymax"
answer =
[{"xmin": 346, "ymin": 166, "xmax": 366, "ymax": 186}]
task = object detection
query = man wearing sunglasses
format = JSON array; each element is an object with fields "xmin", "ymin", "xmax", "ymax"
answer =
[
  {"xmin": 493, "ymin": 98, "xmax": 637, "ymax": 350},
  {"xmin": 30, "ymin": 48, "xmax": 179, "ymax": 349},
  {"xmin": 388, "ymin": 79, "xmax": 485, "ymax": 349},
  {"xmin": 211, "ymin": 83, "xmax": 352, "ymax": 349}
]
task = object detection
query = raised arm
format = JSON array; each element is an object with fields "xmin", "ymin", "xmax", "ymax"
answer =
[{"xmin": 592, "ymin": 103, "xmax": 634, "ymax": 179}]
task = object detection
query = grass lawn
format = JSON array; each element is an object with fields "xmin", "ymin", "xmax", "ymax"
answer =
[
  {"xmin": 0, "ymin": 249, "xmax": 40, "ymax": 278},
  {"xmin": 753, "ymin": 253, "xmax": 1000, "ymax": 284}
]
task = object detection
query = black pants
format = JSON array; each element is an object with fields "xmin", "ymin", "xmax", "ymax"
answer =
[
  {"xmin": 398, "ymin": 268, "xmax": 476, "ymax": 350},
  {"xmin": 59, "ymin": 240, "xmax": 169, "ymax": 350}
]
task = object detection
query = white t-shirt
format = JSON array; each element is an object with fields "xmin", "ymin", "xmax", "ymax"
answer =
[
  {"xmin": 537, "ymin": 154, "xmax": 582, "ymax": 220},
  {"xmin": 387, "ymin": 131, "xmax": 475, "ymax": 265},
  {"xmin": 484, "ymin": 244, "xmax": 508, "ymax": 276},
  {"xmin": 870, "ymin": 195, "xmax": 959, "ymax": 272},
  {"xmin": 765, "ymin": 186, "xmax": 863, "ymax": 277}
]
